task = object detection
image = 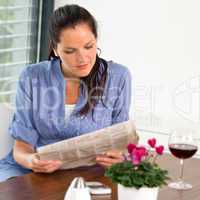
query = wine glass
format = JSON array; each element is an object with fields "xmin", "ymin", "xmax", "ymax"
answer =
[{"xmin": 168, "ymin": 131, "xmax": 198, "ymax": 190}]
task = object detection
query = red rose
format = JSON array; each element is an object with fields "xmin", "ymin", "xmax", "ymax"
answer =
[
  {"xmin": 131, "ymin": 146, "xmax": 148, "ymax": 165},
  {"xmin": 148, "ymin": 138, "xmax": 156, "ymax": 148},
  {"xmin": 127, "ymin": 143, "xmax": 136, "ymax": 154},
  {"xmin": 156, "ymin": 145, "xmax": 164, "ymax": 155}
]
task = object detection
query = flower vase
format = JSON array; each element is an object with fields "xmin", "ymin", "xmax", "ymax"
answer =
[{"xmin": 118, "ymin": 184, "xmax": 159, "ymax": 200}]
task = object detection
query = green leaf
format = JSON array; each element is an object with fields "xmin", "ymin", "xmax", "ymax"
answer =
[{"xmin": 105, "ymin": 161, "xmax": 169, "ymax": 189}]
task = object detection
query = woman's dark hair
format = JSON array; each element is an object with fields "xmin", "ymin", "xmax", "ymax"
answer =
[{"xmin": 48, "ymin": 4, "xmax": 108, "ymax": 116}]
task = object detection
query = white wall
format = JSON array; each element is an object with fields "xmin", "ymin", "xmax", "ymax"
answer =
[
  {"xmin": 0, "ymin": 104, "xmax": 14, "ymax": 159},
  {"xmin": 55, "ymin": 1, "xmax": 200, "ymax": 148}
]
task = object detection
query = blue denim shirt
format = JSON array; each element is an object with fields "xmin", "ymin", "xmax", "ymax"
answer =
[{"xmin": 0, "ymin": 58, "xmax": 132, "ymax": 181}]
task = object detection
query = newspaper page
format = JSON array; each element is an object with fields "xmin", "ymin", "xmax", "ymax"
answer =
[{"xmin": 37, "ymin": 120, "xmax": 138, "ymax": 169}]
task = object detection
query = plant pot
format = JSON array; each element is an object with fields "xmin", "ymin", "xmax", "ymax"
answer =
[{"xmin": 118, "ymin": 184, "xmax": 159, "ymax": 200}]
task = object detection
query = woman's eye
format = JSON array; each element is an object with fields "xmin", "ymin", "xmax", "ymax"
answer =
[
  {"xmin": 64, "ymin": 45, "xmax": 93, "ymax": 54},
  {"xmin": 64, "ymin": 51, "xmax": 75, "ymax": 54},
  {"xmin": 85, "ymin": 45, "xmax": 93, "ymax": 50}
]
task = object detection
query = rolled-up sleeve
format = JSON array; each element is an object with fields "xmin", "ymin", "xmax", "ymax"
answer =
[
  {"xmin": 9, "ymin": 68, "xmax": 39, "ymax": 147},
  {"xmin": 111, "ymin": 68, "xmax": 132, "ymax": 124}
]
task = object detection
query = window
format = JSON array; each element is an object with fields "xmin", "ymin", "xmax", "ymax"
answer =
[{"xmin": 0, "ymin": 0, "xmax": 41, "ymax": 103}]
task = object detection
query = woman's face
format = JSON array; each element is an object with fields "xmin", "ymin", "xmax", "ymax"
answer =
[{"xmin": 54, "ymin": 23, "xmax": 97, "ymax": 78}]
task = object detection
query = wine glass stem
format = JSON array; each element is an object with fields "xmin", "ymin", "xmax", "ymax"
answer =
[{"xmin": 179, "ymin": 159, "xmax": 184, "ymax": 182}]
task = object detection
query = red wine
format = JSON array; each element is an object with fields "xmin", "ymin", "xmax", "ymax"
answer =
[{"xmin": 169, "ymin": 143, "xmax": 198, "ymax": 159}]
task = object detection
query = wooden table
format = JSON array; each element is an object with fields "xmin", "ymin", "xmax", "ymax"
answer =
[{"xmin": 0, "ymin": 154, "xmax": 199, "ymax": 200}]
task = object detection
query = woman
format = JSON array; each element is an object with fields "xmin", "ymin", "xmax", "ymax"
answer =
[{"xmin": 0, "ymin": 4, "xmax": 132, "ymax": 182}]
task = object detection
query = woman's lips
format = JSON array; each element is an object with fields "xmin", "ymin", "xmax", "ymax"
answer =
[{"xmin": 76, "ymin": 64, "xmax": 88, "ymax": 70}]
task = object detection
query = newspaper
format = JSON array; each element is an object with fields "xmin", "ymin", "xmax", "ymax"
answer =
[{"xmin": 37, "ymin": 120, "xmax": 138, "ymax": 169}]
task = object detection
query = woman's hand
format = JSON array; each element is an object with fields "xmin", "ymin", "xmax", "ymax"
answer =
[
  {"xmin": 27, "ymin": 154, "xmax": 62, "ymax": 173},
  {"xmin": 96, "ymin": 150, "xmax": 124, "ymax": 168},
  {"xmin": 13, "ymin": 140, "xmax": 62, "ymax": 173}
]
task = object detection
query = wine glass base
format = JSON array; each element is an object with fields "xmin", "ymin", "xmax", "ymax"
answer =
[{"xmin": 168, "ymin": 181, "xmax": 192, "ymax": 190}]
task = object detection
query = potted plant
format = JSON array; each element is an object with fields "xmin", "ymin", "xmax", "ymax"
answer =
[{"xmin": 105, "ymin": 138, "xmax": 169, "ymax": 200}]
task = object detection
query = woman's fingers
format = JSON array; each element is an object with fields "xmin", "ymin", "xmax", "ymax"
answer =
[
  {"xmin": 96, "ymin": 150, "xmax": 124, "ymax": 168},
  {"xmin": 29, "ymin": 154, "xmax": 62, "ymax": 173},
  {"xmin": 32, "ymin": 163, "xmax": 61, "ymax": 173},
  {"xmin": 32, "ymin": 163, "xmax": 62, "ymax": 173},
  {"xmin": 32, "ymin": 161, "xmax": 61, "ymax": 170},
  {"xmin": 105, "ymin": 150, "xmax": 124, "ymax": 160},
  {"xmin": 96, "ymin": 155, "xmax": 123, "ymax": 164}
]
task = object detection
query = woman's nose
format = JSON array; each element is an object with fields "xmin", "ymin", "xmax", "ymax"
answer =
[{"xmin": 76, "ymin": 50, "xmax": 86, "ymax": 63}]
